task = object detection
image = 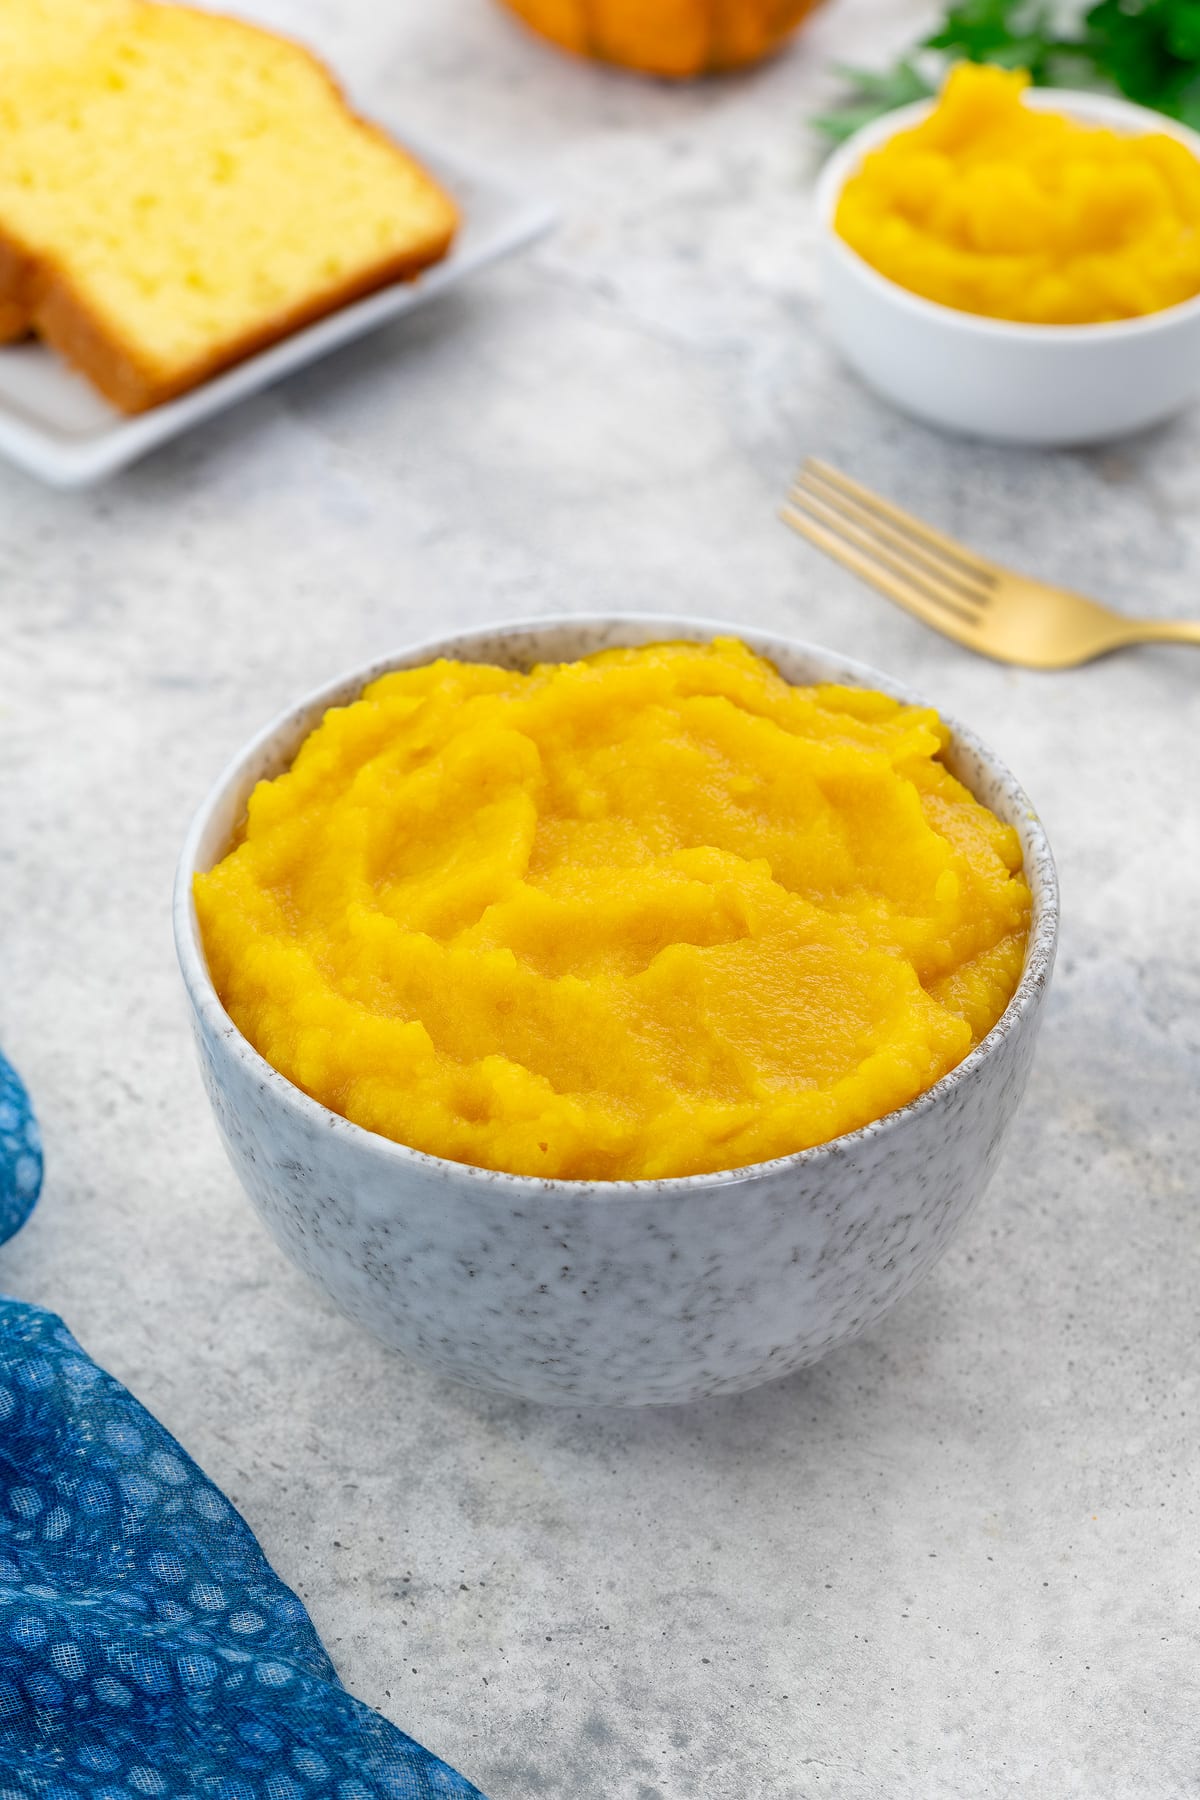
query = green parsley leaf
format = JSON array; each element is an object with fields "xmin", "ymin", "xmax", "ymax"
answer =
[{"xmin": 812, "ymin": 0, "xmax": 1200, "ymax": 141}]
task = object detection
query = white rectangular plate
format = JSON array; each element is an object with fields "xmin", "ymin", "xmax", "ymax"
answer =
[{"xmin": 0, "ymin": 131, "xmax": 554, "ymax": 489}]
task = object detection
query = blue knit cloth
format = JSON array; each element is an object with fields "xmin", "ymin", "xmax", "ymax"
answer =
[
  {"xmin": 0, "ymin": 1050, "xmax": 42, "ymax": 1248},
  {"xmin": 0, "ymin": 1056, "xmax": 486, "ymax": 1799}
]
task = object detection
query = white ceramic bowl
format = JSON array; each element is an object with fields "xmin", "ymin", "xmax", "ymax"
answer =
[
  {"xmin": 174, "ymin": 616, "xmax": 1058, "ymax": 1407},
  {"xmin": 816, "ymin": 89, "xmax": 1200, "ymax": 446}
]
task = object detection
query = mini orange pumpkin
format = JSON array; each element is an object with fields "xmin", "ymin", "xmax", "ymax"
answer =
[{"xmin": 497, "ymin": 0, "xmax": 820, "ymax": 77}]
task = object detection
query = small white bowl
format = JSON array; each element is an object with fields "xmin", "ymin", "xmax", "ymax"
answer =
[
  {"xmin": 175, "ymin": 616, "xmax": 1058, "ymax": 1407},
  {"xmin": 816, "ymin": 89, "xmax": 1200, "ymax": 446}
]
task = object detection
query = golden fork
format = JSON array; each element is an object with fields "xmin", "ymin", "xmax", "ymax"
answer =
[{"xmin": 782, "ymin": 459, "xmax": 1200, "ymax": 669}]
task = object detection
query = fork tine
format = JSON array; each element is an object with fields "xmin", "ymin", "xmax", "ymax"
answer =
[
  {"xmin": 786, "ymin": 485, "xmax": 985, "ymax": 626},
  {"xmin": 804, "ymin": 460, "xmax": 998, "ymax": 587},
  {"xmin": 792, "ymin": 472, "xmax": 991, "ymax": 609},
  {"xmin": 790, "ymin": 477, "xmax": 987, "ymax": 616},
  {"xmin": 780, "ymin": 503, "xmax": 987, "ymax": 652}
]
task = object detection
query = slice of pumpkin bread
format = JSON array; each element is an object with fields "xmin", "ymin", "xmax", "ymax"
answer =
[
  {"xmin": 0, "ymin": 0, "xmax": 136, "ymax": 78},
  {"xmin": 0, "ymin": 1, "xmax": 458, "ymax": 409},
  {"xmin": 0, "ymin": 0, "xmax": 141, "ymax": 340}
]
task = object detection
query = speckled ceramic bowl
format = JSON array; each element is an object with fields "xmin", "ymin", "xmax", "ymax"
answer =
[{"xmin": 174, "ymin": 617, "xmax": 1058, "ymax": 1407}]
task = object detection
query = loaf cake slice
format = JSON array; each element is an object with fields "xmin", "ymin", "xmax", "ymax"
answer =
[
  {"xmin": 0, "ymin": 0, "xmax": 137, "ymax": 78},
  {"xmin": 0, "ymin": 0, "xmax": 141, "ymax": 340},
  {"xmin": 0, "ymin": 1, "xmax": 458, "ymax": 410}
]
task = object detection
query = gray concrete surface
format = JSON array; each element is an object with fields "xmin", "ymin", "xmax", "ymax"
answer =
[{"xmin": 2, "ymin": 1, "xmax": 1199, "ymax": 1794}]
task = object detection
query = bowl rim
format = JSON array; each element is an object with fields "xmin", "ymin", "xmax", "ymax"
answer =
[
  {"xmin": 815, "ymin": 84, "xmax": 1200, "ymax": 342},
  {"xmin": 174, "ymin": 614, "xmax": 1060, "ymax": 1198}
]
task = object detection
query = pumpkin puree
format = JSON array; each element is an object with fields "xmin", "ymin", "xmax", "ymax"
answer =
[
  {"xmin": 195, "ymin": 640, "xmax": 1031, "ymax": 1180},
  {"xmin": 835, "ymin": 63, "xmax": 1200, "ymax": 324}
]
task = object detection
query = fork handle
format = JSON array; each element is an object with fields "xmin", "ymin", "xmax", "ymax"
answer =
[{"xmin": 1127, "ymin": 620, "xmax": 1200, "ymax": 648}]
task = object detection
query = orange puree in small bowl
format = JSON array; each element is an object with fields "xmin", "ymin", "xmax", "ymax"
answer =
[
  {"xmin": 194, "ymin": 640, "xmax": 1031, "ymax": 1180},
  {"xmin": 835, "ymin": 64, "xmax": 1200, "ymax": 324}
]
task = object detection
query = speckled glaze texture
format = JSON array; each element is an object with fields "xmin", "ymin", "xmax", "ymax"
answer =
[{"xmin": 174, "ymin": 617, "xmax": 1058, "ymax": 1407}]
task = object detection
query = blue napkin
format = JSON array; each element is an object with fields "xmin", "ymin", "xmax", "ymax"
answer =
[
  {"xmin": 0, "ymin": 1050, "xmax": 42, "ymax": 1247},
  {"xmin": 0, "ymin": 1054, "xmax": 487, "ymax": 1799}
]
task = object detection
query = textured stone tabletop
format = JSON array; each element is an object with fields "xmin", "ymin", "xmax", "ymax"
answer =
[{"xmin": 3, "ymin": 3, "xmax": 1199, "ymax": 1795}]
